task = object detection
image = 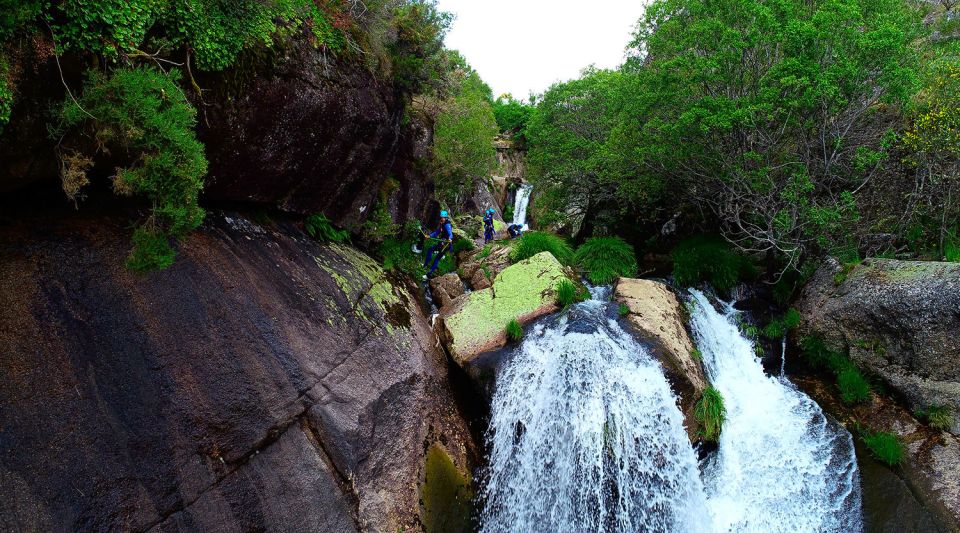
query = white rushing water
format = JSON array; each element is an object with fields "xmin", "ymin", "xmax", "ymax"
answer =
[
  {"xmin": 512, "ymin": 184, "xmax": 533, "ymax": 230},
  {"xmin": 688, "ymin": 289, "xmax": 863, "ymax": 532},
  {"xmin": 480, "ymin": 288, "xmax": 709, "ymax": 532}
]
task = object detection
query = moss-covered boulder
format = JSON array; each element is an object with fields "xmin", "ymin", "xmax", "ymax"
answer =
[{"xmin": 440, "ymin": 252, "xmax": 567, "ymax": 365}]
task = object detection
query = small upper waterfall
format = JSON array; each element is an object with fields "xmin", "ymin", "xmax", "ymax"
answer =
[
  {"xmin": 512, "ymin": 184, "xmax": 533, "ymax": 230},
  {"xmin": 688, "ymin": 289, "xmax": 863, "ymax": 532},
  {"xmin": 480, "ymin": 288, "xmax": 709, "ymax": 532}
]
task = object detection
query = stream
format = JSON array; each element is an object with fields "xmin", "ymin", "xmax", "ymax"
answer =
[{"xmin": 479, "ymin": 287, "xmax": 863, "ymax": 532}]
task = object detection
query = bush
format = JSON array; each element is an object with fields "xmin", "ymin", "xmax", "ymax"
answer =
[
  {"xmin": 801, "ymin": 336, "xmax": 872, "ymax": 405},
  {"xmin": 695, "ymin": 387, "xmax": 726, "ymax": 442},
  {"xmin": 861, "ymin": 430, "xmax": 905, "ymax": 466},
  {"xmin": 761, "ymin": 308, "xmax": 802, "ymax": 339},
  {"xmin": 574, "ymin": 236, "xmax": 637, "ymax": 285},
  {"xmin": 556, "ymin": 279, "xmax": 578, "ymax": 307},
  {"xmin": 452, "ymin": 237, "xmax": 475, "ymax": 255},
  {"xmin": 506, "ymin": 318, "xmax": 523, "ymax": 342},
  {"xmin": 672, "ymin": 236, "xmax": 754, "ymax": 292},
  {"xmin": 510, "ymin": 231, "xmax": 574, "ymax": 264},
  {"xmin": 305, "ymin": 214, "xmax": 349, "ymax": 243},
  {"xmin": 126, "ymin": 227, "xmax": 176, "ymax": 271},
  {"xmin": 917, "ymin": 405, "xmax": 954, "ymax": 431},
  {"xmin": 55, "ymin": 67, "xmax": 206, "ymax": 270}
]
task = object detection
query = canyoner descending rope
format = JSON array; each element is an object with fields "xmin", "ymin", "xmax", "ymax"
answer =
[{"xmin": 480, "ymin": 287, "xmax": 709, "ymax": 533}]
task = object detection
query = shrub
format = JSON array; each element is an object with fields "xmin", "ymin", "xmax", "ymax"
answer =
[
  {"xmin": 837, "ymin": 367, "xmax": 871, "ymax": 405},
  {"xmin": 618, "ymin": 303, "xmax": 630, "ymax": 317},
  {"xmin": 695, "ymin": 387, "xmax": 726, "ymax": 442},
  {"xmin": 503, "ymin": 204, "xmax": 515, "ymax": 222},
  {"xmin": 305, "ymin": 214, "xmax": 349, "ymax": 243},
  {"xmin": 761, "ymin": 308, "xmax": 802, "ymax": 339},
  {"xmin": 917, "ymin": 405, "xmax": 954, "ymax": 431},
  {"xmin": 945, "ymin": 232, "xmax": 960, "ymax": 262},
  {"xmin": 861, "ymin": 430, "xmax": 905, "ymax": 466},
  {"xmin": 672, "ymin": 236, "xmax": 754, "ymax": 292},
  {"xmin": 574, "ymin": 236, "xmax": 637, "ymax": 285},
  {"xmin": 452, "ymin": 237, "xmax": 475, "ymax": 255},
  {"xmin": 55, "ymin": 67, "xmax": 207, "ymax": 270},
  {"xmin": 506, "ymin": 318, "xmax": 523, "ymax": 342},
  {"xmin": 126, "ymin": 227, "xmax": 176, "ymax": 271},
  {"xmin": 556, "ymin": 279, "xmax": 577, "ymax": 307},
  {"xmin": 510, "ymin": 232, "xmax": 574, "ymax": 264}
]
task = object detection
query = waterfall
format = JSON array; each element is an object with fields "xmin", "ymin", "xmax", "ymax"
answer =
[
  {"xmin": 688, "ymin": 289, "xmax": 863, "ymax": 532},
  {"xmin": 512, "ymin": 184, "xmax": 533, "ymax": 229},
  {"xmin": 480, "ymin": 289, "xmax": 709, "ymax": 532}
]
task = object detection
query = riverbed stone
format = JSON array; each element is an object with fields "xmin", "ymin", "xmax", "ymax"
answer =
[
  {"xmin": 796, "ymin": 258, "xmax": 960, "ymax": 436},
  {"xmin": 430, "ymin": 273, "xmax": 465, "ymax": 311},
  {"xmin": 440, "ymin": 252, "xmax": 567, "ymax": 366},
  {"xmin": 615, "ymin": 278, "xmax": 707, "ymax": 442}
]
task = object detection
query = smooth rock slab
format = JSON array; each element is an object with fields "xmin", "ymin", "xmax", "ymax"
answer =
[{"xmin": 440, "ymin": 252, "xmax": 566, "ymax": 365}]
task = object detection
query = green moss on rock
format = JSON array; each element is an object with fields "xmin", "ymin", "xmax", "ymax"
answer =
[
  {"xmin": 442, "ymin": 251, "xmax": 567, "ymax": 364},
  {"xmin": 420, "ymin": 445, "xmax": 474, "ymax": 533}
]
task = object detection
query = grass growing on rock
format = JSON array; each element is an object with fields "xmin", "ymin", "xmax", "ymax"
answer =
[
  {"xmin": 801, "ymin": 336, "xmax": 872, "ymax": 405},
  {"xmin": 556, "ymin": 279, "xmax": 578, "ymax": 307},
  {"xmin": 672, "ymin": 235, "xmax": 754, "ymax": 292},
  {"xmin": 506, "ymin": 318, "xmax": 523, "ymax": 342},
  {"xmin": 618, "ymin": 302, "xmax": 630, "ymax": 317},
  {"xmin": 861, "ymin": 429, "xmax": 905, "ymax": 466},
  {"xmin": 574, "ymin": 236, "xmax": 637, "ymax": 285},
  {"xmin": 510, "ymin": 231, "xmax": 574, "ymax": 265},
  {"xmin": 917, "ymin": 405, "xmax": 954, "ymax": 431},
  {"xmin": 305, "ymin": 214, "xmax": 349, "ymax": 242},
  {"xmin": 695, "ymin": 386, "xmax": 726, "ymax": 442},
  {"xmin": 761, "ymin": 308, "xmax": 802, "ymax": 339}
]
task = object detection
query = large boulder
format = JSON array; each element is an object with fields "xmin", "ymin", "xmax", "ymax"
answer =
[
  {"xmin": 615, "ymin": 278, "xmax": 708, "ymax": 442},
  {"xmin": 0, "ymin": 208, "xmax": 475, "ymax": 532},
  {"xmin": 429, "ymin": 273, "xmax": 465, "ymax": 311},
  {"xmin": 796, "ymin": 258, "xmax": 960, "ymax": 435},
  {"xmin": 440, "ymin": 252, "xmax": 567, "ymax": 366},
  {"xmin": 457, "ymin": 242, "xmax": 512, "ymax": 291}
]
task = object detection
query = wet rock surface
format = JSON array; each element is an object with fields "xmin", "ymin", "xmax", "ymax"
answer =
[
  {"xmin": 796, "ymin": 258, "xmax": 960, "ymax": 435},
  {"xmin": 615, "ymin": 278, "xmax": 707, "ymax": 442},
  {"xmin": 0, "ymin": 208, "xmax": 475, "ymax": 532}
]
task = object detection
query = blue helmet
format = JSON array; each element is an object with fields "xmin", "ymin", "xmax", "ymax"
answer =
[
  {"xmin": 487, "ymin": 208, "xmax": 495, "ymax": 215},
  {"xmin": 440, "ymin": 210, "xmax": 449, "ymax": 218}
]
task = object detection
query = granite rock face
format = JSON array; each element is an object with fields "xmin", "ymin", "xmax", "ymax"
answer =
[
  {"xmin": 0, "ymin": 209, "xmax": 475, "ymax": 532},
  {"xmin": 796, "ymin": 258, "xmax": 960, "ymax": 435}
]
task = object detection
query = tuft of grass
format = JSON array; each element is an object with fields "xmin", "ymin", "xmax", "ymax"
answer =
[
  {"xmin": 695, "ymin": 386, "xmax": 726, "ymax": 442},
  {"xmin": 691, "ymin": 348, "xmax": 703, "ymax": 362},
  {"xmin": 127, "ymin": 227, "xmax": 176, "ymax": 271},
  {"xmin": 672, "ymin": 235, "xmax": 755, "ymax": 292},
  {"xmin": 801, "ymin": 336, "xmax": 872, "ymax": 405},
  {"xmin": 944, "ymin": 230, "xmax": 960, "ymax": 262},
  {"xmin": 556, "ymin": 279, "xmax": 577, "ymax": 307},
  {"xmin": 452, "ymin": 238, "xmax": 475, "ymax": 255},
  {"xmin": 477, "ymin": 244, "xmax": 492, "ymax": 260},
  {"xmin": 506, "ymin": 318, "xmax": 523, "ymax": 343},
  {"xmin": 510, "ymin": 231, "xmax": 574, "ymax": 265},
  {"xmin": 761, "ymin": 308, "xmax": 802, "ymax": 339},
  {"xmin": 861, "ymin": 430, "xmax": 905, "ymax": 466},
  {"xmin": 305, "ymin": 214, "xmax": 350, "ymax": 243},
  {"xmin": 618, "ymin": 302, "xmax": 630, "ymax": 317},
  {"xmin": 917, "ymin": 405, "xmax": 954, "ymax": 431},
  {"xmin": 573, "ymin": 236, "xmax": 637, "ymax": 285}
]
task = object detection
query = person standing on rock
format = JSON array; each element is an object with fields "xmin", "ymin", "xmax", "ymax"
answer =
[
  {"xmin": 423, "ymin": 210, "xmax": 454, "ymax": 280},
  {"xmin": 484, "ymin": 208, "xmax": 496, "ymax": 243}
]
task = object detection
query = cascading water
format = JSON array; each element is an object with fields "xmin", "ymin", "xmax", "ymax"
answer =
[
  {"xmin": 480, "ymin": 287, "xmax": 709, "ymax": 532},
  {"xmin": 688, "ymin": 289, "xmax": 863, "ymax": 532},
  {"xmin": 512, "ymin": 184, "xmax": 533, "ymax": 230}
]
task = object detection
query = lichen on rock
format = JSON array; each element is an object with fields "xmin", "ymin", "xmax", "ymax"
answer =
[{"xmin": 440, "ymin": 251, "xmax": 567, "ymax": 365}]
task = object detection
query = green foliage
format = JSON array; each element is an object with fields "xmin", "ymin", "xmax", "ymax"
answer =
[
  {"xmin": 55, "ymin": 67, "xmax": 206, "ymax": 269},
  {"xmin": 555, "ymin": 279, "xmax": 577, "ymax": 307},
  {"xmin": 690, "ymin": 348, "xmax": 702, "ymax": 362},
  {"xmin": 916, "ymin": 405, "xmax": 954, "ymax": 432},
  {"xmin": 509, "ymin": 231, "xmax": 574, "ymax": 265},
  {"xmin": 126, "ymin": 226, "xmax": 176, "ymax": 271},
  {"xmin": 861, "ymin": 429, "xmax": 905, "ymax": 466},
  {"xmin": 944, "ymin": 231, "xmax": 960, "ymax": 262},
  {"xmin": 0, "ymin": 55, "xmax": 11, "ymax": 132},
  {"xmin": 432, "ymin": 63, "xmax": 498, "ymax": 204},
  {"xmin": 761, "ymin": 309, "xmax": 802, "ymax": 339},
  {"xmin": 305, "ymin": 214, "xmax": 350, "ymax": 243},
  {"xmin": 506, "ymin": 318, "xmax": 523, "ymax": 343},
  {"xmin": 672, "ymin": 236, "xmax": 754, "ymax": 292},
  {"xmin": 801, "ymin": 336, "xmax": 872, "ymax": 405},
  {"xmin": 381, "ymin": 237, "xmax": 426, "ymax": 278},
  {"xmin": 618, "ymin": 302, "xmax": 630, "ymax": 317},
  {"xmin": 574, "ymin": 236, "xmax": 637, "ymax": 285},
  {"xmin": 477, "ymin": 244, "xmax": 492, "ymax": 260},
  {"xmin": 695, "ymin": 386, "xmax": 726, "ymax": 442},
  {"xmin": 0, "ymin": 0, "xmax": 43, "ymax": 38},
  {"xmin": 502, "ymin": 204, "xmax": 514, "ymax": 223},
  {"xmin": 452, "ymin": 237, "xmax": 474, "ymax": 255},
  {"xmin": 491, "ymin": 94, "xmax": 533, "ymax": 142},
  {"xmin": 389, "ymin": 0, "xmax": 451, "ymax": 94}
]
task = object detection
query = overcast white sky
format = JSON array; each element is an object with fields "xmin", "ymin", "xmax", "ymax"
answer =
[{"xmin": 436, "ymin": 0, "xmax": 647, "ymax": 100}]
